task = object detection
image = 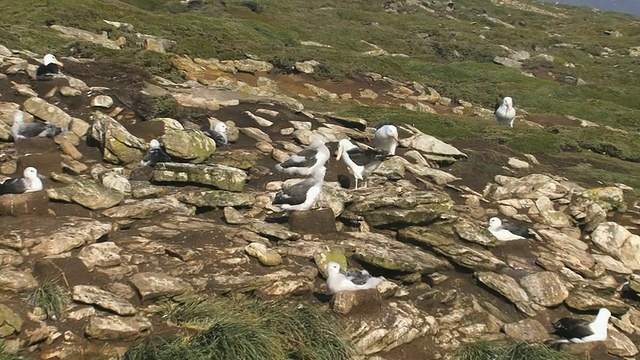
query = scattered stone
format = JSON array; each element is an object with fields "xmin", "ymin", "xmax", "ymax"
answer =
[
  {"xmin": 152, "ymin": 162, "xmax": 248, "ymax": 192},
  {"xmin": 72, "ymin": 285, "xmax": 136, "ymax": 316},
  {"xmin": 245, "ymin": 242, "xmax": 283, "ymax": 266},
  {"xmin": 129, "ymin": 272, "xmax": 192, "ymax": 301},
  {"xmin": 85, "ymin": 315, "xmax": 152, "ymax": 340},
  {"xmin": 91, "ymin": 95, "xmax": 114, "ymax": 108}
]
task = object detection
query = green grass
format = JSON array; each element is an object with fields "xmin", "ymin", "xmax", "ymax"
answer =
[
  {"xmin": 0, "ymin": 342, "xmax": 22, "ymax": 360},
  {"xmin": 453, "ymin": 340, "xmax": 583, "ymax": 360},
  {"xmin": 25, "ymin": 280, "xmax": 70, "ymax": 321},
  {"xmin": 123, "ymin": 295, "xmax": 354, "ymax": 360}
]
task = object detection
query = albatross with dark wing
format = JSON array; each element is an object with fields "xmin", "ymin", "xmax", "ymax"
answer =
[
  {"xmin": 550, "ymin": 308, "xmax": 611, "ymax": 344},
  {"xmin": 488, "ymin": 217, "xmax": 535, "ymax": 241},
  {"xmin": 11, "ymin": 111, "xmax": 65, "ymax": 140},
  {"xmin": 140, "ymin": 139, "xmax": 172, "ymax": 167},
  {"xmin": 204, "ymin": 119, "xmax": 228, "ymax": 148},
  {"xmin": 272, "ymin": 166, "xmax": 326, "ymax": 211},
  {"xmin": 0, "ymin": 167, "xmax": 43, "ymax": 195},
  {"xmin": 275, "ymin": 135, "xmax": 330, "ymax": 177},
  {"xmin": 326, "ymin": 262, "xmax": 383, "ymax": 294},
  {"xmin": 494, "ymin": 96, "xmax": 516, "ymax": 127},
  {"xmin": 336, "ymin": 138, "xmax": 390, "ymax": 189},
  {"xmin": 36, "ymin": 54, "xmax": 64, "ymax": 80},
  {"xmin": 373, "ymin": 124, "xmax": 399, "ymax": 155}
]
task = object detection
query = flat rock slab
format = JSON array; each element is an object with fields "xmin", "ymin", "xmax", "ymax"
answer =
[
  {"xmin": 129, "ymin": 272, "xmax": 192, "ymax": 301},
  {"xmin": 0, "ymin": 216, "xmax": 112, "ymax": 255},
  {"xmin": 72, "ymin": 285, "xmax": 136, "ymax": 316},
  {"xmin": 0, "ymin": 191, "xmax": 49, "ymax": 216},
  {"xmin": 85, "ymin": 315, "xmax": 152, "ymax": 341},
  {"xmin": 152, "ymin": 162, "xmax": 248, "ymax": 192},
  {"xmin": 176, "ymin": 190, "xmax": 255, "ymax": 208},
  {"xmin": 475, "ymin": 272, "xmax": 541, "ymax": 316}
]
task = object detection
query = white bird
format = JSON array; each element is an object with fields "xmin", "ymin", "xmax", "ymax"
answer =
[
  {"xmin": 275, "ymin": 135, "xmax": 330, "ymax": 177},
  {"xmin": 204, "ymin": 120, "xmax": 228, "ymax": 147},
  {"xmin": 326, "ymin": 261, "xmax": 383, "ymax": 294},
  {"xmin": 140, "ymin": 139, "xmax": 172, "ymax": 167},
  {"xmin": 272, "ymin": 166, "xmax": 326, "ymax": 211},
  {"xmin": 11, "ymin": 111, "xmax": 65, "ymax": 140},
  {"xmin": 0, "ymin": 167, "xmax": 43, "ymax": 194},
  {"xmin": 373, "ymin": 124, "xmax": 399, "ymax": 155},
  {"xmin": 336, "ymin": 138, "xmax": 390, "ymax": 189},
  {"xmin": 36, "ymin": 54, "xmax": 64, "ymax": 80},
  {"xmin": 494, "ymin": 96, "xmax": 516, "ymax": 127},
  {"xmin": 550, "ymin": 308, "xmax": 611, "ymax": 343},
  {"xmin": 488, "ymin": 217, "xmax": 535, "ymax": 241}
]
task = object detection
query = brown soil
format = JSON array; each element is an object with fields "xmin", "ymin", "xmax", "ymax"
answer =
[{"xmin": 1, "ymin": 57, "xmax": 638, "ymax": 360}]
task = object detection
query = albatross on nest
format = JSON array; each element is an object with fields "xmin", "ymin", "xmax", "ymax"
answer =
[
  {"xmin": 11, "ymin": 111, "xmax": 65, "ymax": 140},
  {"xmin": 0, "ymin": 167, "xmax": 43, "ymax": 195},
  {"xmin": 494, "ymin": 96, "xmax": 516, "ymax": 127},
  {"xmin": 373, "ymin": 124, "xmax": 399, "ymax": 155},
  {"xmin": 275, "ymin": 135, "xmax": 330, "ymax": 177},
  {"xmin": 36, "ymin": 54, "xmax": 64, "ymax": 80},
  {"xmin": 549, "ymin": 308, "xmax": 611, "ymax": 344},
  {"xmin": 488, "ymin": 217, "xmax": 535, "ymax": 241},
  {"xmin": 140, "ymin": 139, "xmax": 172, "ymax": 167},
  {"xmin": 336, "ymin": 138, "xmax": 390, "ymax": 189},
  {"xmin": 326, "ymin": 262, "xmax": 383, "ymax": 294},
  {"xmin": 272, "ymin": 166, "xmax": 326, "ymax": 211},
  {"xmin": 204, "ymin": 120, "xmax": 228, "ymax": 148}
]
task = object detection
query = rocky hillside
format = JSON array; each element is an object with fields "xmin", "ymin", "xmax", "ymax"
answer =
[{"xmin": 0, "ymin": 1, "xmax": 640, "ymax": 360}]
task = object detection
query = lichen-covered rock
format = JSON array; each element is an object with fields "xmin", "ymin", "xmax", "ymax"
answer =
[
  {"xmin": 102, "ymin": 197, "xmax": 195, "ymax": 219},
  {"xmin": 152, "ymin": 162, "xmax": 248, "ymax": 192},
  {"xmin": 90, "ymin": 111, "xmax": 146, "ymax": 164},
  {"xmin": 22, "ymin": 96, "xmax": 72, "ymax": 128},
  {"xmin": 484, "ymin": 174, "xmax": 573, "ymax": 201},
  {"xmin": 160, "ymin": 126, "xmax": 217, "ymax": 163},
  {"xmin": 0, "ymin": 268, "xmax": 37, "ymax": 293},
  {"xmin": 475, "ymin": 272, "xmax": 541, "ymax": 316},
  {"xmin": 564, "ymin": 288, "xmax": 629, "ymax": 314},
  {"xmin": 591, "ymin": 222, "xmax": 640, "ymax": 270},
  {"xmin": 77, "ymin": 242, "xmax": 122, "ymax": 270},
  {"xmin": 245, "ymin": 242, "xmax": 283, "ymax": 266},
  {"xmin": 519, "ymin": 272, "xmax": 568, "ymax": 307},
  {"xmin": 47, "ymin": 173, "xmax": 124, "ymax": 210},
  {"xmin": 0, "ymin": 304, "xmax": 23, "ymax": 337},
  {"xmin": 72, "ymin": 285, "xmax": 136, "ymax": 316},
  {"xmin": 129, "ymin": 272, "xmax": 192, "ymax": 301},
  {"xmin": 85, "ymin": 315, "xmax": 152, "ymax": 340},
  {"xmin": 176, "ymin": 190, "xmax": 255, "ymax": 208}
]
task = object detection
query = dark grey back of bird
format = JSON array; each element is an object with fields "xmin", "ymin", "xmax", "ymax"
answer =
[
  {"xmin": 502, "ymin": 222, "xmax": 535, "ymax": 239},
  {"xmin": 19, "ymin": 121, "xmax": 64, "ymax": 138},
  {"xmin": 204, "ymin": 130, "xmax": 227, "ymax": 147},
  {"xmin": 552, "ymin": 317, "xmax": 593, "ymax": 339},
  {"xmin": 0, "ymin": 177, "xmax": 26, "ymax": 195},
  {"xmin": 343, "ymin": 269, "xmax": 371, "ymax": 285},
  {"xmin": 272, "ymin": 177, "xmax": 315, "ymax": 206},
  {"xmin": 278, "ymin": 147, "xmax": 320, "ymax": 169},
  {"xmin": 142, "ymin": 148, "xmax": 172, "ymax": 167},
  {"xmin": 36, "ymin": 63, "xmax": 60, "ymax": 80},
  {"xmin": 493, "ymin": 102, "xmax": 501, "ymax": 114},
  {"xmin": 347, "ymin": 147, "xmax": 390, "ymax": 167}
]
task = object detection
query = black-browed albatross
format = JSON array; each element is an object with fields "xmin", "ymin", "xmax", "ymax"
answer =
[
  {"xmin": 373, "ymin": 124, "xmax": 399, "ymax": 155},
  {"xmin": 36, "ymin": 54, "xmax": 64, "ymax": 80},
  {"xmin": 272, "ymin": 166, "xmax": 326, "ymax": 211},
  {"xmin": 204, "ymin": 120, "xmax": 228, "ymax": 148},
  {"xmin": 140, "ymin": 139, "xmax": 172, "ymax": 167},
  {"xmin": 275, "ymin": 134, "xmax": 330, "ymax": 177},
  {"xmin": 11, "ymin": 110, "xmax": 65, "ymax": 140},
  {"xmin": 488, "ymin": 217, "xmax": 535, "ymax": 241},
  {"xmin": 326, "ymin": 261, "xmax": 383, "ymax": 294},
  {"xmin": 549, "ymin": 308, "xmax": 611, "ymax": 344},
  {"xmin": 336, "ymin": 138, "xmax": 390, "ymax": 189},
  {"xmin": 0, "ymin": 167, "xmax": 44, "ymax": 195},
  {"xmin": 494, "ymin": 96, "xmax": 516, "ymax": 128}
]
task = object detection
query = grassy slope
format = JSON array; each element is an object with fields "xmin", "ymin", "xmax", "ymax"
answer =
[{"xmin": 0, "ymin": 0, "xmax": 639, "ymax": 192}]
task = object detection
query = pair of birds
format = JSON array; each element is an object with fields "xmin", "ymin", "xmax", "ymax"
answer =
[
  {"xmin": 271, "ymin": 124, "xmax": 399, "ymax": 211},
  {"xmin": 140, "ymin": 120, "xmax": 229, "ymax": 167}
]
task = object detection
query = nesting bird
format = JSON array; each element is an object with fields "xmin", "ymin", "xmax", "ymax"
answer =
[
  {"xmin": 0, "ymin": 167, "xmax": 44, "ymax": 195},
  {"xmin": 326, "ymin": 262, "xmax": 383, "ymax": 294},
  {"xmin": 204, "ymin": 119, "xmax": 228, "ymax": 148},
  {"xmin": 336, "ymin": 138, "xmax": 390, "ymax": 189},
  {"xmin": 275, "ymin": 135, "xmax": 330, "ymax": 177},
  {"xmin": 36, "ymin": 54, "xmax": 64, "ymax": 80},
  {"xmin": 487, "ymin": 217, "xmax": 535, "ymax": 241},
  {"xmin": 140, "ymin": 139, "xmax": 172, "ymax": 167},
  {"xmin": 550, "ymin": 308, "xmax": 611, "ymax": 344},
  {"xmin": 373, "ymin": 124, "xmax": 399, "ymax": 155},
  {"xmin": 11, "ymin": 111, "xmax": 65, "ymax": 140},
  {"xmin": 494, "ymin": 96, "xmax": 516, "ymax": 127},
  {"xmin": 272, "ymin": 166, "xmax": 326, "ymax": 211}
]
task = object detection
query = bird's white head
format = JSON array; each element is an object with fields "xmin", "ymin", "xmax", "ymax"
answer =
[
  {"xmin": 336, "ymin": 139, "xmax": 355, "ymax": 161},
  {"xmin": 488, "ymin": 217, "xmax": 503, "ymax": 230},
  {"xmin": 595, "ymin": 308, "xmax": 612, "ymax": 324},
  {"xmin": 43, "ymin": 54, "xmax": 63, "ymax": 67},
  {"xmin": 503, "ymin": 97, "xmax": 513, "ymax": 108},
  {"xmin": 385, "ymin": 125, "xmax": 399, "ymax": 141},
  {"xmin": 326, "ymin": 261, "xmax": 342, "ymax": 276},
  {"xmin": 23, "ymin": 167, "xmax": 39, "ymax": 179},
  {"xmin": 149, "ymin": 139, "xmax": 161, "ymax": 149},
  {"xmin": 214, "ymin": 121, "xmax": 228, "ymax": 134}
]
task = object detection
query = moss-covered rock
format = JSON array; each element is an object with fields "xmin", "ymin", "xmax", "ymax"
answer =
[
  {"xmin": 90, "ymin": 111, "xmax": 146, "ymax": 164},
  {"xmin": 152, "ymin": 162, "xmax": 248, "ymax": 192},
  {"xmin": 160, "ymin": 126, "xmax": 217, "ymax": 164},
  {"xmin": 176, "ymin": 190, "xmax": 256, "ymax": 207},
  {"xmin": 0, "ymin": 303, "xmax": 22, "ymax": 337}
]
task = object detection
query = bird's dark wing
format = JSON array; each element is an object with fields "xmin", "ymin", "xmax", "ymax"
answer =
[
  {"xmin": 502, "ymin": 223, "xmax": 535, "ymax": 239},
  {"xmin": 142, "ymin": 148, "xmax": 171, "ymax": 166},
  {"xmin": 272, "ymin": 179, "xmax": 313, "ymax": 206},
  {"xmin": 19, "ymin": 122, "xmax": 50, "ymax": 138},
  {"xmin": 204, "ymin": 130, "xmax": 227, "ymax": 147},
  {"xmin": 279, "ymin": 147, "xmax": 319, "ymax": 169},
  {"xmin": 43, "ymin": 123, "xmax": 64, "ymax": 137},
  {"xmin": 493, "ymin": 102, "xmax": 501, "ymax": 113},
  {"xmin": 0, "ymin": 177, "xmax": 26, "ymax": 194},
  {"xmin": 36, "ymin": 64, "xmax": 59, "ymax": 78},
  {"xmin": 552, "ymin": 318, "xmax": 593, "ymax": 339},
  {"xmin": 347, "ymin": 147, "xmax": 389, "ymax": 167},
  {"xmin": 343, "ymin": 269, "xmax": 371, "ymax": 285}
]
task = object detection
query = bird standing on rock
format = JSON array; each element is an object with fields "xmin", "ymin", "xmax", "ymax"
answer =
[
  {"xmin": 0, "ymin": 167, "xmax": 44, "ymax": 195},
  {"xmin": 36, "ymin": 54, "xmax": 64, "ymax": 80},
  {"xmin": 494, "ymin": 96, "xmax": 516, "ymax": 128},
  {"xmin": 275, "ymin": 134, "xmax": 330, "ymax": 177},
  {"xmin": 325, "ymin": 261, "xmax": 383, "ymax": 294},
  {"xmin": 336, "ymin": 138, "xmax": 390, "ymax": 189},
  {"xmin": 11, "ymin": 110, "xmax": 65, "ymax": 140},
  {"xmin": 373, "ymin": 124, "xmax": 399, "ymax": 155}
]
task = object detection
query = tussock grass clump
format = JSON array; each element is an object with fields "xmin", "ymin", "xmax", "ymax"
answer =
[
  {"xmin": 25, "ymin": 280, "xmax": 70, "ymax": 321},
  {"xmin": 453, "ymin": 340, "xmax": 583, "ymax": 360},
  {"xmin": 123, "ymin": 296, "xmax": 354, "ymax": 360},
  {"xmin": 0, "ymin": 342, "xmax": 23, "ymax": 360}
]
